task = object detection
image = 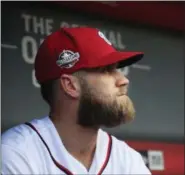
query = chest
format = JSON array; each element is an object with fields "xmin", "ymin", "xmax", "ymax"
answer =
[
  {"xmin": 32, "ymin": 147, "xmax": 126, "ymax": 175},
  {"xmin": 27, "ymin": 134, "xmax": 126, "ymax": 174},
  {"xmin": 25, "ymin": 123, "xmax": 127, "ymax": 174}
]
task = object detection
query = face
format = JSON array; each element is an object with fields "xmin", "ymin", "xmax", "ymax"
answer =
[{"xmin": 77, "ymin": 65, "xmax": 136, "ymax": 129}]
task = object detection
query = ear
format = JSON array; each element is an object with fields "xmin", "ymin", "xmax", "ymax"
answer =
[{"xmin": 59, "ymin": 74, "xmax": 80, "ymax": 98}]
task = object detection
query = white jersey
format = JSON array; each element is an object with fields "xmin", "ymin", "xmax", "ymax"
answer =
[{"xmin": 2, "ymin": 116, "xmax": 151, "ymax": 175}]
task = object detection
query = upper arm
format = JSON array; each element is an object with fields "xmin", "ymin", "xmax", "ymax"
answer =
[{"xmin": 1, "ymin": 144, "xmax": 36, "ymax": 175}]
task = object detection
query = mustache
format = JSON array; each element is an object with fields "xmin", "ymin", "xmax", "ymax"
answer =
[{"xmin": 117, "ymin": 88, "xmax": 128, "ymax": 96}]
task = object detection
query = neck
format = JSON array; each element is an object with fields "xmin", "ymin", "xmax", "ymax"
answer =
[{"xmin": 50, "ymin": 115, "xmax": 98, "ymax": 170}]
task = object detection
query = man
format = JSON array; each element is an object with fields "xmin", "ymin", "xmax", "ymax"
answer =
[{"xmin": 2, "ymin": 27, "xmax": 151, "ymax": 174}]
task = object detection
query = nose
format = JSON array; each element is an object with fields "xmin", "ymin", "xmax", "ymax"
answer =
[{"xmin": 115, "ymin": 74, "xmax": 129, "ymax": 87}]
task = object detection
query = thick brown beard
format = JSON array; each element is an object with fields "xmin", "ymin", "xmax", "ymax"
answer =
[
  {"xmin": 118, "ymin": 95, "xmax": 136, "ymax": 123},
  {"xmin": 77, "ymin": 83, "xmax": 135, "ymax": 129}
]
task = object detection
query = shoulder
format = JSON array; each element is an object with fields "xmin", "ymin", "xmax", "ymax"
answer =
[
  {"xmin": 2, "ymin": 116, "xmax": 50, "ymax": 148},
  {"xmin": 105, "ymin": 131, "xmax": 151, "ymax": 174},
  {"xmin": 1, "ymin": 116, "xmax": 50, "ymax": 174},
  {"xmin": 1, "ymin": 122, "xmax": 34, "ymax": 174},
  {"xmin": 2, "ymin": 123, "xmax": 34, "ymax": 150},
  {"xmin": 2, "ymin": 116, "xmax": 52, "ymax": 159},
  {"xmin": 112, "ymin": 135, "xmax": 142, "ymax": 159},
  {"xmin": 100, "ymin": 130, "xmax": 142, "ymax": 159}
]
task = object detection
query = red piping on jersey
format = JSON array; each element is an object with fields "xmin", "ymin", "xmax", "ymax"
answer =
[
  {"xmin": 97, "ymin": 133, "xmax": 112, "ymax": 175},
  {"xmin": 25, "ymin": 122, "xmax": 112, "ymax": 175},
  {"xmin": 25, "ymin": 122, "xmax": 74, "ymax": 175}
]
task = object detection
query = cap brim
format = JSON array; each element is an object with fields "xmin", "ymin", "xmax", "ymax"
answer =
[
  {"xmin": 102, "ymin": 51, "xmax": 144, "ymax": 69},
  {"xmin": 60, "ymin": 51, "xmax": 144, "ymax": 74}
]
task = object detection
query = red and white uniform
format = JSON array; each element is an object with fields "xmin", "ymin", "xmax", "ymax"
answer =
[{"xmin": 2, "ymin": 116, "xmax": 151, "ymax": 174}]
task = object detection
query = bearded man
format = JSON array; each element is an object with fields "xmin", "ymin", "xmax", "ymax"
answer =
[{"xmin": 2, "ymin": 27, "xmax": 151, "ymax": 175}]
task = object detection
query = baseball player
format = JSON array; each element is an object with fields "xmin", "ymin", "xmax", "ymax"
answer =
[{"xmin": 2, "ymin": 27, "xmax": 151, "ymax": 174}]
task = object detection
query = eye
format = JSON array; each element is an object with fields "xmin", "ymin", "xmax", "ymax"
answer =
[
  {"xmin": 97, "ymin": 64, "xmax": 118, "ymax": 74},
  {"xmin": 106, "ymin": 66, "xmax": 117, "ymax": 73},
  {"xmin": 102, "ymin": 68, "xmax": 116, "ymax": 74}
]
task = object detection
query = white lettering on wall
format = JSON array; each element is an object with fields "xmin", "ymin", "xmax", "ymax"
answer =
[
  {"xmin": 117, "ymin": 32, "xmax": 125, "ymax": 50},
  {"xmin": 71, "ymin": 24, "xmax": 80, "ymax": 28},
  {"xmin": 32, "ymin": 69, "xmax": 40, "ymax": 88},
  {"xmin": 119, "ymin": 67, "xmax": 130, "ymax": 77},
  {"xmin": 33, "ymin": 16, "xmax": 45, "ymax": 35},
  {"xmin": 123, "ymin": 67, "xmax": 130, "ymax": 76},
  {"xmin": 45, "ymin": 19, "xmax": 54, "ymax": 35},
  {"xmin": 21, "ymin": 36, "xmax": 37, "ymax": 64},
  {"xmin": 60, "ymin": 21, "xmax": 70, "ymax": 28},
  {"xmin": 108, "ymin": 30, "xmax": 117, "ymax": 46},
  {"xmin": 22, "ymin": 13, "xmax": 54, "ymax": 35},
  {"xmin": 22, "ymin": 14, "xmax": 32, "ymax": 33},
  {"xmin": 102, "ymin": 30, "xmax": 126, "ymax": 50}
]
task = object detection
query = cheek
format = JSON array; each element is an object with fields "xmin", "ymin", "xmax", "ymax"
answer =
[
  {"xmin": 97, "ymin": 84, "xmax": 116, "ymax": 100},
  {"xmin": 87, "ymin": 75, "xmax": 117, "ymax": 98},
  {"xmin": 100, "ymin": 77, "xmax": 117, "ymax": 93}
]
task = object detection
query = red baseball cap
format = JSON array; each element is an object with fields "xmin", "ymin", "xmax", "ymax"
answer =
[{"xmin": 35, "ymin": 27, "xmax": 144, "ymax": 84}]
